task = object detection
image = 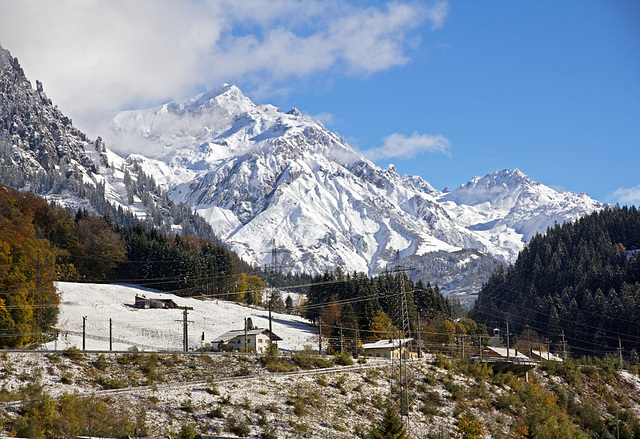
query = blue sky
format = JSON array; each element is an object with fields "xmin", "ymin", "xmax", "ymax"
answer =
[{"xmin": 1, "ymin": 0, "xmax": 638, "ymax": 204}]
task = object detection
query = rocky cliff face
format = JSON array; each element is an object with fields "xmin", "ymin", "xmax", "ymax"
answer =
[
  {"xmin": 0, "ymin": 45, "xmax": 97, "ymax": 174},
  {"xmin": 0, "ymin": 45, "xmax": 217, "ymax": 241}
]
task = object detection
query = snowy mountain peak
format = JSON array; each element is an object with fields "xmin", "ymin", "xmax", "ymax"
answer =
[
  {"xmin": 466, "ymin": 168, "xmax": 531, "ymax": 190},
  {"xmin": 165, "ymin": 84, "xmax": 251, "ymax": 116},
  {"xmin": 286, "ymin": 107, "xmax": 303, "ymax": 117}
]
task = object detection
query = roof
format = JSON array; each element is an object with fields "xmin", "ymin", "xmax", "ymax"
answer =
[
  {"xmin": 362, "ymin": 338, "xmax": 414, "ymax": 350},
  {"xmin": 530, "ymin": 349, "xmax": 563, "ymax": 362},
  {"xmin": 483, "ymin": 346, "xmax": 531, "ymax": 360},
  {"xmin": 212, "ymin": 328, "xmax": 283, "ymax": 343}
]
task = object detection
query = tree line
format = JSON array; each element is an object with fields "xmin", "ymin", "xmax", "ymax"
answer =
[{"xmin": 303, "ymin": 268, "xmax": 453, "ymax": 353}]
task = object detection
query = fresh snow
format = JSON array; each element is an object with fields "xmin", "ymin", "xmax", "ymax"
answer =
[{"xmin": 46, "ymin": 282, "xmax": 317, "ymax": 352}]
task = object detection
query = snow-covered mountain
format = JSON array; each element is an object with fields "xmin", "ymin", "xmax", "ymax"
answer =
[
  {"xmin": 102, "ymin": 85, "xmax": 603, "ymax": 281},
  {"xmin": 0, "ymin": 44, "xmax": 216, "ymax": 239},
  {"xmin": 438, "ymin": 169, "xmax": 603, "ymax": 259},
  {"xmin": 0, "ymin": 43, "xmax": 603, "ymax": 295}
]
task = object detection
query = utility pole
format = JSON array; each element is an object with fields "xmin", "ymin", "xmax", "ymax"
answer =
[
  {"xmin": 268, "ymin": 239, "xmax": 277, "ymax": 347},
  {"xmin": 355, "ymin": 328, "xmax": 359, "ymax": 359},
  {"xmin": 339, "ymin": 323, "xmax": 344, "ymax": 353},
  {"xmin": 561, "ymin": 330, "xmax": 567, "ymax": 359},
  {"xmin": 82, "ymin": 316, "xmax": 87, "ymax": 351},
  {"xmin": 545, "ymin": 338, "xmax": 550, "ymax": 360},
  {"xmin": 36, "ymin": 249, "xmax": 41, "ymax": 342},
  {"xmin": 506, "ymin": 321, "xmax": 510, "ymax": 361},
  {"xmin": 461, "ymin": 334, "xmax": 465, "ymax": 359},
  {"xmin": 618, "ymin": 337, "xmax": 623, "ymax": 365},
  {"xmin": 109, "ymin": 318, "xmax": 112, "ymax": 352},
  {"xmin": 318, "ymin": 319, "xmax": 322, "ymax": 355},
  {"xmin": 416, "ymin": 314, "xmax": 422, "ymax": 359},
  {"xmin": 175, "ymin": 306, "xmax": 194, "ymax": 352},
  {"xmin": 244, "ymin": 317, "xmax": 248, "ymax": 353},
  {"xmin": 268, "ymin": 298, "xmax": 273, "ymax": 346}
]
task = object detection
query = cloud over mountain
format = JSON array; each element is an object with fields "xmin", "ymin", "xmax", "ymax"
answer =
[{"xmin": 0, "ymin": 0, "xmax": 446, "ymax": 132}]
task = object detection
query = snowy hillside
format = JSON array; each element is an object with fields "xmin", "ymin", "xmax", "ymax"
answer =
[{"xmin": 47, "ymin": 282, "xmax": 316, "ymax": 352}]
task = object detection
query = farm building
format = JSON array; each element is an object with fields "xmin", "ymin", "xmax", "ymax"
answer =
[
  {"xmin": 134, "ymin": 294, "xmax": 178, "ymax": 309},
  {"xmin": 212, "ymin": 328, "xmax": 282, "ymax": 353},
  {"xmin": 362, "ymin": 338, "xmax": 424, "ymax": 359}
]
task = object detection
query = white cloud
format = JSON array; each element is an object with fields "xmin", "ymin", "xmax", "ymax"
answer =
[
  {"xmin": 310, "ymin": 112, "xmax": 336, "ymax": 126},
  {"xmin": 0, "ymin": 0, "xmax": 447, "ymax": 134},
  {"xmin": 613, "ymin": 185, "xmax": 640, "ymax": 205},
  {"xmin": 364, "ymin": 132, "xmax": 451, "ymax": 161}
]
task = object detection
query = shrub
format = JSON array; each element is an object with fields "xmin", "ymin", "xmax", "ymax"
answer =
[
  {"xmin": 62, "ymin": 347, "xmax": 83, "ymax": 363},
  {"xmin": 492, "ymin": 393, "xmax": 518, "ymax": 414},
  {"xmin": 420, "ymin": 390, "xmax": 442, "ymax": 416},
  {"xmin": 261, "ymin": 425, "xmax": 278, "ymax": 439},
  {"xmin": 433, "ymin": 353, "xmax": 452, "ymax": 370},
  {"xmin": 140, "ymin": 352, "xmax": 159, "ymax": 381},
  {"xmin": 456, "ymin": 413, "xmax": 485, "ymax": 439},
  {"xmin": 292, "ymin": 347, "xmax": 333, "ymax": 369},
  {"xmin": 334, "ymin": 351, "xmax": 354, "ymax": 366},
  {"xmin": 96, "ymin": 375, "xmax": 126, "ymax": 389},
  {"xmin": 226, "ymin": 416, "xmax": 250, "ymax": 437},
  {"xmin": 208, "ymin": 405, "xmax": 224, "ymax": 419},
  {"xmin": 94, "ymin": 354, "xmax": 108, "ymax": 371},
  {"xmin": 177, "ymin": 423, "xmax": 196, "ymax": 439},
  {"xmin": 10, "ymin": 388, "xmax": 143, "ymax": 438},
  {"xmin": 180, "ymin": 399, "xmax": 194, "ymax": 413}
]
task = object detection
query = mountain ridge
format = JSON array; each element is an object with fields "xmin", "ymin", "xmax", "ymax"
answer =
[
  {"xmin": 102, "ymin": 85, "xmax": 603, "ymax": 287},
  {"xmin": 0, "ymin": 43, "xmax": 604, "ymax": 297}
]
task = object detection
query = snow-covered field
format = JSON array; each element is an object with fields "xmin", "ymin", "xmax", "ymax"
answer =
[{"xmin": 45, "ymin": 282, "xmax": 317, "ymax": 352}]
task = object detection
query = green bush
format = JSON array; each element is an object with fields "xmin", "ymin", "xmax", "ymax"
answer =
[
  {"xmin": 140, "ymin": 352, "xmax": 160, "ymax": 381},
  {"xmin": 208, "ymin": 405, "xmax": 224, "ymax": 419},
  {"xmin": 96, "ymin": 375, "xmax": 126, "ymax": 389},
  {"xmin": 292, "ymin": 347, "xmax": 334, "ymax": 369},
  {"xmin": 94, "ymin": 354, "xmax": 108, "ymax": 371},
  {"xmin": 433, "ymin": 353, "xmax": 453, "ymax": 370},
  {"xmin": 62, "ymin": 346, "xmax": 83, "ymax": 363},
  {"xmin": 9, "ymin": 388, "xmax": 144, "ymax": 438},
  {"xmin": 334, "ymin": 351, "xmax": 354, "ymax": 366},
  {"xmin": 260, "ymin": 349, "xmax": 296, "ymax": 372},
  {"xmin": 180, "ymin": 399, "xmax": 194, "ymax": 413},
  {"xmin": 492, "ymin": 393, "xmax": 518, "ymax": 414},
  {"xmin": 177, "ymin": 423, "xmax": 196, "ymax": 439},
  {"xmin": 226, "ymin": 415, "xmax": 250, "ymax": 437}
]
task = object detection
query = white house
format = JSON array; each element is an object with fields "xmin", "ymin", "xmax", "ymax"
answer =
[
  {"xmin": 212, "ymin": 328, "xmax": 282, "ymax": 353},
  {"xmin": 362, "ymin": 338, "xmax": 424, "ymax": 359}
]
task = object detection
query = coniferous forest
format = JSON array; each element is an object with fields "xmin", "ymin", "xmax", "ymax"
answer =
[
  {"xmin": 473, "ymin": 206, "xmax": 640, "ymax": 357},
  {"xmin": 304, "ymin": 269, "xmax": 452, "ymax": 352}
]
